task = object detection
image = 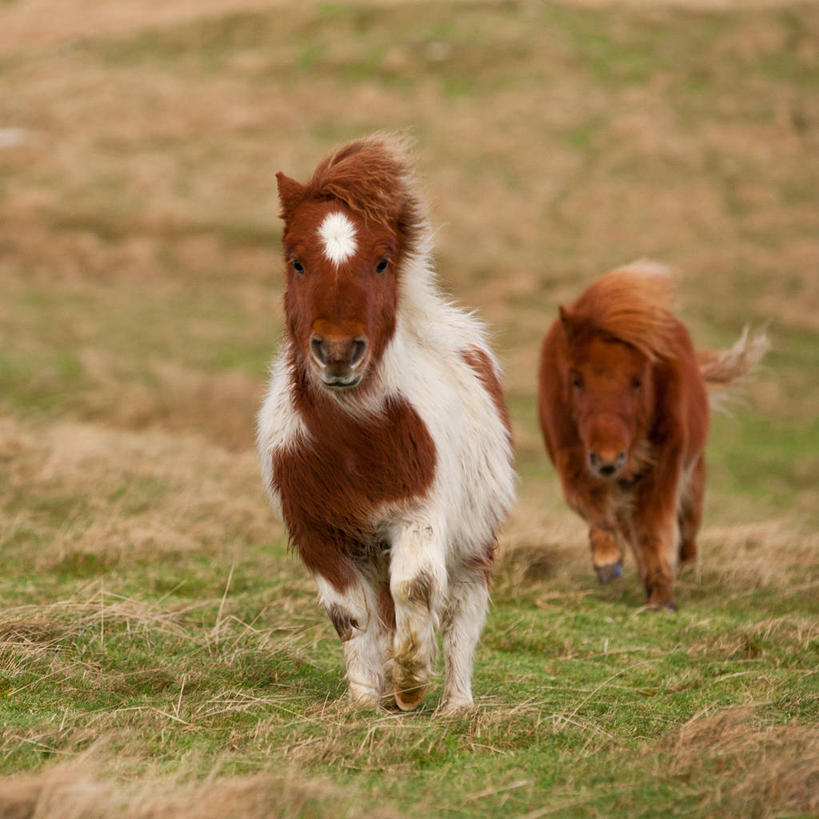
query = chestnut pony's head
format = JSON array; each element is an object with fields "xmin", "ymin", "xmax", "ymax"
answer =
[
  {"xmin": 276, "ymin": 135, "xmax": 423, "ymax": 392},
  {"xmin": 559, "ymin": 266, "xmax": 676, "ymax": 481}
]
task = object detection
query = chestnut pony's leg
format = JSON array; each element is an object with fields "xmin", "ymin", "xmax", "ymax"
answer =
[
  {"xmin": 678, "ymin": 454, "xmax": 705, "ymax": 565},
  {"xmin": 589, "ymin": 524, "xmax": 623, "ymax": 583},
  {"xmin": 631, "ymin": 511, "xmax": 678, "ymax": 610}
]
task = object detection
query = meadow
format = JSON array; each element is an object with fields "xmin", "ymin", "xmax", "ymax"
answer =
[{"xmin": 0, "ymin": 0, "xmax": 817, "ymax": 815}]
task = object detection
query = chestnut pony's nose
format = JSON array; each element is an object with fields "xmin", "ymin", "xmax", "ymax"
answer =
[
  {"xmin": 309, "ymin": 334, "xmax": 368, "ymax": 370},
  {"xmin": 588, "ymin": 450, "xmax": 626, "ymax": 477}
]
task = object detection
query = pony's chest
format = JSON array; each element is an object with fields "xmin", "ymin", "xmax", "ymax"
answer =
[{"xmin": 273, "ymin": 397, "xmax": 437, "ymax": 530}]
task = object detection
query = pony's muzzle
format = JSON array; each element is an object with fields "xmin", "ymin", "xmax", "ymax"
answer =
[
  {"xmin": 588, "ymin": 450, "xmax": 626, "ymax": 479},
  {"xmin": 309, "ymin": 333, "xmax": 369, "ymax": 388}
]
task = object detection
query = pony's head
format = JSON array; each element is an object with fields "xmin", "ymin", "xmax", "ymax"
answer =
[
  {"xmin": 276, "ymin": 135, "xmax": 423, "ymax": 392},
  {"xmin": 559, "ymin": 265, "xmax": 676, "ymax": 481}
]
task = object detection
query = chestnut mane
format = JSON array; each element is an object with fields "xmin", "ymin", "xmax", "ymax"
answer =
[
  {"xmin": 564, "ymin": 263, "xmax": 678, "ymax": 362},
  {"xmin": 297, "ymin": 133, "xmax": 425, "ymax": 256}
]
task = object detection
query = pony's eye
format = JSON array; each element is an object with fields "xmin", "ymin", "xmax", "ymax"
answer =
[
  {"xmin": 632, "ymin": 377, "xmax": 642, "ymax": 389},
  {"xmin": 291, "ymin": 259, "xmax": 305, "ymax": 275},
  {"xmin": 375, "ymin": 257, "xmax": 389, "ymax": 274},
  {"xmin": 572, "ymin": 376, "xmax": 583, "ymax": 389}
]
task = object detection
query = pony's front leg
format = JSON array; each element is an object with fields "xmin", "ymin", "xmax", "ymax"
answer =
[
  {"xmin": 623, "ymin": 442, "xmax": 685, "ymax": 611},
  {"xmin": 588, "ymin": 524, "xmax": 623, "ymax": 584},
  {"xmin": 439, "ymin": 568, "xmax": 489, "ymax": 713},
  {"xmin": 389, "ymin": 523, "xmax": 446, "ymax": 711},
  {"xmin": 315, "ymin": 574, "xmax": 387, "ymax": 706},
  {"xmin": 631, "ymin": 488, "xmax": 679, "ymax": 611}
]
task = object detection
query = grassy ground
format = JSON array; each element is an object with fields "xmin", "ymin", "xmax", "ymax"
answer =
[{"xmin": 1, "ymin": 0, "xmax": 817, "ymax": 815}]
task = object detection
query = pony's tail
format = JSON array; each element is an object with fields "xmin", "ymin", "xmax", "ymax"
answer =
[{"xmin": 698, "ymin": 326, "xmax": 770, "ymax": 386}]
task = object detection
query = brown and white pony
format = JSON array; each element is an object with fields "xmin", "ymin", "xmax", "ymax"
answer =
[
  {"xmin": 538, "ymin": 262, "xmax": 768, "ymax": 610},
  {"xmin": 257, "ymin": 135, "xmax": 515, "ymax": 711}
]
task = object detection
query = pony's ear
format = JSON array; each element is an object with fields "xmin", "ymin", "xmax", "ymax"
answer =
[
  {"xmin": 276, "ymin": 172, "xmax": 305, "ymax": 221},
  {"xmin": 558, "ymin": 306, "xmax": 576, "ymax": 345}
]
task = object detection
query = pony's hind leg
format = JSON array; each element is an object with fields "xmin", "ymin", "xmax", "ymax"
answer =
[
  {"xmin": 315, "ymin": 574, "xmax": 387, "ymax": 706},
  {"xmin": 678, "ymin": 454, "xmax": 705, "ymax": 565},
  {"xmin": 389, "ymin": 523, "xmax": 446, "ymax": 711},
  {"xmin": 439, "ymin": 568, "xmax": 490, "ymax": 713},
  {"xmin": 589, "ymin": 524, "xmax": 624, "ymax": 583}
]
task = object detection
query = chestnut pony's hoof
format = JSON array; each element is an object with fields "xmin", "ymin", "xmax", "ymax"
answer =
[
  {"xmin": 595, "ymin": 562, "xmax": 623, "ymax": 584},
  {"xmin": 646, "ymin": 600, "xmax": 677, "ymax": 613}
]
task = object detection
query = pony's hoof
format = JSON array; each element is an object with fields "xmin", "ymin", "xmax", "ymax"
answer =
[
  {"xmin": 645, "ymin": 600, "xmax": 677, "ymax": 613},
  {"xmin": 595, "ymin": 562, "xmax": 622, "ymax": 584},
  {"xmin": 394, "ymin": 684, "xmax": 427, "ymax": 711},
  {"xmin": 348, "ymin": 687, "xmax": 382, "ymax": 709},
  {"xmin": 437, "ymin": 697, "xmax": 473, "ymax": 717}
]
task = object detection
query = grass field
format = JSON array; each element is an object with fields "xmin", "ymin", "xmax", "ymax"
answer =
[{"xmin": 1, "ymin": 0, "xmax": 818, "ymax": 815}]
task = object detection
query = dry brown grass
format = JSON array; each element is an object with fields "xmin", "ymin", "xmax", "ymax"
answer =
[
  {"xmin": 0, "ymin": 0, "xmax": 283, "ymax": 55},
  {"xmin": 696, "ymin": 521, "xmax": 819, "ymax": 591},
  {"xmin": 0, "ymin": 762, "xmax": 367, "ymax": 819},
  {"xmin": 0, "ymin": 415, "xmax": 281, "ymax": 568},
  {"xmin": 661, "ymin": 707, "xmax": 819, "ymax": 816},
  {"xmin": 3, "ymin": 0, "xmax": 804, "ymax": 58}
]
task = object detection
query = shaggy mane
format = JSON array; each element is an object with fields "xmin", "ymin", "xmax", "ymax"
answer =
[
  {"xmin": 303, "ymin": 133, "xmax": 425, "ymax": 254},
  {"xmin": 565, "ymin": 262, "xmax": 678, "ymax": 361}
]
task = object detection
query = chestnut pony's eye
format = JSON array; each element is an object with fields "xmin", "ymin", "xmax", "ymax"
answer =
[
  {"xmin": 292, "ymin": 259, "xmax": 305, "ymax": 275},
  {"xmin": 375, "ymin": 257, "xmax": 389, "ymax": 274},
  {"xmin": 632, "ymin": 377, "xmax": 642, "ymax": 389},
  {"xmin": 572, "ymin": 376, "xmax": 582, "ymax": 389}
]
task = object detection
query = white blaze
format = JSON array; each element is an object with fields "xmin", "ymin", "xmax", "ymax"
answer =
[{"xmin": 319, "ymin": 211, "xmax": 358, "ymax": 267}]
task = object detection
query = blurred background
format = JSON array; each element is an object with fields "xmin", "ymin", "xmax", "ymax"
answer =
[
  {"xmin": 0, "ymin": 0, "xmax": 817, "ymax": 815},
  {"xmin": 2, "ymin": 0, "xmax": 817, "ymax": 506}
]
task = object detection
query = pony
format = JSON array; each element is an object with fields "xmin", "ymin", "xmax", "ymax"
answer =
[
  {"xmin": 538, "ymin": 262, "xmax": 768, "ymax": 610},
  {"xmin": 257, "ymin": 135, "xmax": 515, "ymax": 712}
]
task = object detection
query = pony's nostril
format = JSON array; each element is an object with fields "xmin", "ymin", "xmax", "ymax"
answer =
[
  {"xmin": 350, "ymin": 338, "xmax": 368, "ymax": 367},
  {"xmin": 310, "ymin": 335, "xmax": 326, "ymax": 365},
  {"xmin": 589, "ymin": 450, "xmax": 623, "ymax": 477}
]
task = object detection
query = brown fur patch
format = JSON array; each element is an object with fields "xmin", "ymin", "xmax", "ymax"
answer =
[
  {"xmin": 465, "ymin": 539, "xmax": 497, "ymax": 587},
  {"xmin": 273, "ymin": 356, "xmax": 437, "ymax": 591},
  {"xmin": 402, "ymin": 570, "xmax": 434, "ymax": 610},
  {"xmin": 326, "ymin": 604, "xmax": 358, "ymax": 642},
  {"xmin": 376, "ymin": 582, "xmax": 396, "ymax": 632},
  {"xmin": 460, "ymin": 346, "xmax": 512, "ymax": 440}
]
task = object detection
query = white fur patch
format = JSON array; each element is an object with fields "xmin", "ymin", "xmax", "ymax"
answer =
[
  {"xmin": 318, "ymin": 211, "xmax": 358, "ymax": 267},
  {"xmin": 256, "ymin": 343, "xmax": 308, "ymax": 519}
]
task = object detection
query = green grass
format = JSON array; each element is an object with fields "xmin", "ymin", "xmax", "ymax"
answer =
[{"xmin": 1, "ymin": 537, "xmax": 816, "ymax": 813}]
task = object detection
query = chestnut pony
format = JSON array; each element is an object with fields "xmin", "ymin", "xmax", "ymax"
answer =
[
  {"xmin": 538, "ymin": 263, "xmax": 768, "ymax": 610},
  {"xmin": 257, "ymin": 135, "xmax": 515, "ymax": 711}
]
